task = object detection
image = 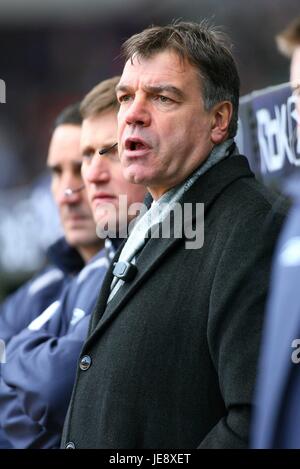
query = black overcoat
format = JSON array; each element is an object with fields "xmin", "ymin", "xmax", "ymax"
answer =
[{"xmin": 62, "ymin": 155, "xmax": 286, "ymax": 448}]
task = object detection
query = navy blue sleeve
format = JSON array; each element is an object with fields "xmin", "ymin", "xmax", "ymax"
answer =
[
  {"xmin": 0, "ymin": 378, "xmax": 60, "ymax": 448},
  {"xmin": 0, "ymin": 315, "xmax": 90, "ymax": 448},
  {"xmin": 0, "ymin": 267, "xmax": 65, "ymax": 344},
  {"xmin": 0, "ymin": 251, "xmax": 109, "ymax": 448}
]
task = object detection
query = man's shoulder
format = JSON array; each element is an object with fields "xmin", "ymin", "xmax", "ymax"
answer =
[
  {"xmin": 75, "ymin": 248, "xmax": 109, "ymax": 286},
  {"xmin": 2, "ymin": 264, "xmax": 64, "ymax": 307},
  {"xmin": 195, "ymin": 155, "xmax": 288, "ymax": 243},
  {"xmin": 26, "ymin": 266, "xmax": 65, "ymax": 297},
  {"xmin": 215, "ymin": 155, "xmax": 288, "ymax": 219},
  {"xmin": 185, "ymin": 154, "xmax": 284, "ymax": 216}
]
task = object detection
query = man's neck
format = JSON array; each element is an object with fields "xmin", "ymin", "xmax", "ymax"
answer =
[{"xmin": 78, "ymin": 242, "xmax": 104, "ymax": 264}]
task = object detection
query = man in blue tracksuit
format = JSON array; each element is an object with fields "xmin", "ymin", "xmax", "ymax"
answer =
[
  {"xmin": 0, "ymin": 78, "xmax": 145, "ymax": 448},
  {"xmin": 0, "ymin": 246, "xmax": 111, "ymax": 448},
  {"xmin": 0, "ymin": 102, "xmax": 103, "ymax": 447}
]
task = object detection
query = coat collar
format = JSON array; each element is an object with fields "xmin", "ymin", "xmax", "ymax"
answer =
[{"xmin": 87, "ymin": 155, "xmax": 254, "ymax": 343}]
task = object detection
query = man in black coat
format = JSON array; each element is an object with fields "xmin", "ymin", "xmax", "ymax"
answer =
[{"xmin": 62, "ymin": 21, "xmax": 287, "ymax": 448}]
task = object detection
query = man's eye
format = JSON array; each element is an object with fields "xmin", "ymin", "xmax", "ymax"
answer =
[
  {"xmin": 99, "ymin": 143, "xmax": 119, "ymax": 161},
  {"xmin": 118, "ymin": 94, "xmax": 131, "ymax": 103},
  {"xmin": 156, "ymin": 95, "xmax": 173, "ymax": 104},
  {"xmin": 50, "ymin": 168, "xmax": 61, "ymax": 176}
]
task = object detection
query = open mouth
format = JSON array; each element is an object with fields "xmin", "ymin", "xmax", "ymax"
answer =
[{"xmin": 125, "ymin": 138, "xmax": 150, "ymax": 152}]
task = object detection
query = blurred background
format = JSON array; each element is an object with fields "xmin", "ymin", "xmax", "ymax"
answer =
[{"xmin": 0, "ymin": 0, "xmax": 299, "ymax": 297}]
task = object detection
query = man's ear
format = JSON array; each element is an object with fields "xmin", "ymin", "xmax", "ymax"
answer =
[{"xmin": 210, "ymin": 101, "xmax": 233, "ymax": 144}]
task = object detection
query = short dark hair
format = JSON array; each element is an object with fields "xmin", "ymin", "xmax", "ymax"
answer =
[
  {"xmin": 121, "ymin": 20, "xmax": 240, "ymax": 138},
  {"xmin": 53, "ymin": 102, "xmax": 82, "ymax": 129},
  {"xmin": 276, "ymin": 17, "xmax": 300, "ymax": 58},
  {"xmin": 80, "ymin": 76, "xmax": 120, "ymax": 119}
]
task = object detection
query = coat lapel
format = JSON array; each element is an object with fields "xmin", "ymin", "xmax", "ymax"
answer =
[
  {"xmin": 86, "ymin": 155, "xmax": 253, "ymax": 344},
  {"xmin": 90, "ymin": 224, "xmax": 184, "ymax": 335}
]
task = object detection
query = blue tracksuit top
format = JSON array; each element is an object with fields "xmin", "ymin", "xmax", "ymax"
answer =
[
  {"xmin": 0, "ymin": 242, "xmax": 113, "ymax": 448},
  {"xmin": 0, "ymin": 237, "xmax": 84, "ymax": 344}
]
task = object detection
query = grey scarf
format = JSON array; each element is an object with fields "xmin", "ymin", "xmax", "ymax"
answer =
[{"xmin": 107, "ymin": 139, "xmax": 237, "ymax": 303}]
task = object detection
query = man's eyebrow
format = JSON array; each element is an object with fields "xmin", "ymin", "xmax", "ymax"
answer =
[
  {"xmin": 144, "ymin": 84, "xmax": 185, "ymax": 100},
  {"xmin": 115, "ymin": 84, "xmax": 130, "ymax": 94},
  {"xmin": 115, "ymin": 83, "xmax": 185, "ymax": 100},
  {"xmin": 81, "ymin": 144, "xmax": 93, "ymax": 154}
]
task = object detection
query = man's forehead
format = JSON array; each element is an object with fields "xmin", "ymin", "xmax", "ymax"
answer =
[
  {"xmin": 52, "ymin": 123, "xmax": 81, "ymax": 139},
  {"xmin": 47, "ymin": 149, "xmax": 82, "ymax": 166},
  {"xmin": 82, "ymin": 111, "xmax": 117, "ymax": 127},
  {"xmin": 81, "ymin": 114, "xmax": 117, "ymax": 145},
  {"xmin": 47, "ymin": 126, "xmax": 82, "ymax": 165},
  {"xmin": 120, "ymin": 50, "xmax": 191, "ymax": 82}
]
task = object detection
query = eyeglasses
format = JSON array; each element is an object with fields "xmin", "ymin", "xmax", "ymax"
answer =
[
  {"xmin": 64, "ymin": 185, "xmax": 85, "ymax": 196},
  {"xmin": 98, "ymin": 142, "xmax": 119, "ymax": 162}
]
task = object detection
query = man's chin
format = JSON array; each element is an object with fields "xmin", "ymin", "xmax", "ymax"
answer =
[
  {"xmin": 95, "ymin": 216, "xmax": 121, "ymax": 240},
  {"xmin": 95, "ymin": 211, "xmax": 135, "ymax": 239},
  {"xmin": 124, "ymin": 168, "xmax": 149, "ymax": 186},
  {"xmin": 64, "ymin": 229, "xmax": 97, "ymax": 247}
]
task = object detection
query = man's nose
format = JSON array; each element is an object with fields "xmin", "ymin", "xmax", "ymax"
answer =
[
  {"xmin": 85, "ymin": 152, "xmax": 110, "ymax": 184},
  {"xmin": 58, "ymin": 176, "xmax": 83, "ymax": 205},
  {"xmin": 124, "ymin": 96, "xmax": 151, "ymax": 127}
]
